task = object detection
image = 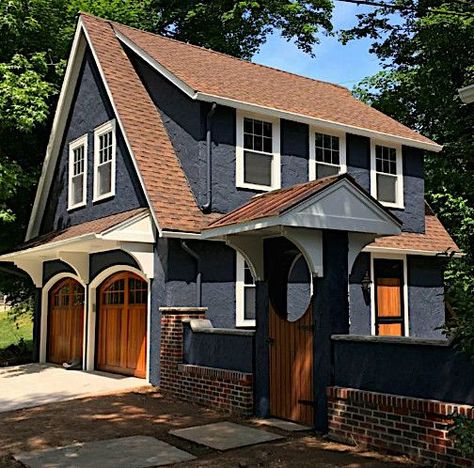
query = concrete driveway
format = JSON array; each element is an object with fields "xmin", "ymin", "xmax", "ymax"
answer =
[{"xmin": 0, "ymin": 364, "xmax": 149, "ymax": 413}]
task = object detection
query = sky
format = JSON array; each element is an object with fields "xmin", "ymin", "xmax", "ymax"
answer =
[{"xmin": 253, "ymin": 2, "xmax": 383, "ymax": 89}]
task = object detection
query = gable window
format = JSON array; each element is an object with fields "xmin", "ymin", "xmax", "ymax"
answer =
[
  {"xmin": 309, "ymin": 130, "xmax": 346, "ymax": 180},
  {"xmin": 93, "ymin": 120, "xmax": 116, "ymax": 202},
  {"xmin": 371, "ymin": 143, "xmax": 403, "ymax": 208},
  {"xmin": 236, "ymin": 252, "xmax": 256, "ymax": 327},
  {"xmin": 68, "ymin": 134, "xmax": 88, "ymax": 210},
  {"xmin": 236, "ymin": 111, "xmax": 280, "ymax": 191}
]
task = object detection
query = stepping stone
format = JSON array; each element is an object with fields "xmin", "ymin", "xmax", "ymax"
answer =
[
  {"xmin": 256, "ymin": 418, "xmax": 312, "ymax": 432},
  {"xmin": 14, "ymin": 435, "xmax": 196, "ymax": 468},
  {"xmin": 170, "ymin": 421, "xmax": 283, "ymax": 451}
]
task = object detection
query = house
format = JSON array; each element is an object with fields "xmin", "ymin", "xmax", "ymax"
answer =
[{"xmin": 1, "ymin": 14, "xmax": 460, "ymax": 427}]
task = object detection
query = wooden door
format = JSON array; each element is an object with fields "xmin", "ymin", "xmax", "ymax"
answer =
[
  {"xmin": 269, "ymin": 303, "xmax": 313, "ymax": 425},
  {"xmin": 374, "ymin": 259, "xmax": 404, "ymax": 336},
  {"xmin": 97, "ymin": 272, "xmax": 147, "ymax": 378},
  {"xmin": 48, "ymin": 278, "xmax": 84, "ymax": 365}
]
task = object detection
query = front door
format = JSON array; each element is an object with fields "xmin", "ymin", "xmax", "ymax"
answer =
[
  {"xmin": 48, "ymin": 278, "xmax": 84, "ymax": 365},
  {"xmin": 374, "ymin": 259, "xmax": 404, "ymax": 336},
  {"xmin": 269, "ymin": 303, "xmax": 314, "ymax": 425},
  {"xmin": 97, "ymin": 272, "xmax": 147, "ymax": 378}
]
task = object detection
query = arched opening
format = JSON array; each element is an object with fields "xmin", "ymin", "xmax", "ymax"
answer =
[
  {"xmin": 96, "ymin": 271, "xmax": 147, "ymax": 378},
  {"xmin": 48, "ymin": 277, "xmax": 85, "ymax": 365}
]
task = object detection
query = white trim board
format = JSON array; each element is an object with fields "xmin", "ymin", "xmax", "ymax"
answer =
[{"xmin": 115, "ymin": 30, "xmax": 442, "ymax": 153}]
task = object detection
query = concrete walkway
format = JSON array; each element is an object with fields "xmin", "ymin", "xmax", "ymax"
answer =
[{"xmin": 0, "ymin": 364, "xmax": 148, "ymax": 413}]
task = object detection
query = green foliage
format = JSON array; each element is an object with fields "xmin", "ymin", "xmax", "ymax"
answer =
[{"xmin": 450, "ymin": 413, "xmax": 474, "ymax": 458}]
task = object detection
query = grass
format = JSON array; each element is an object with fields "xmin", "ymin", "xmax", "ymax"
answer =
[{"xmin": 0, "ymin": 309, "xmax": 33, "ymax": 365}]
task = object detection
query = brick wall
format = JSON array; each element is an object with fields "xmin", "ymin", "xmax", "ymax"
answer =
[
  {"xmin": 160, "ymin": 307, "xmax": 253, "ymax": 415},
  {"xmin": 327, "ymin": 386, "xmax": 473, "ymax": 467}
]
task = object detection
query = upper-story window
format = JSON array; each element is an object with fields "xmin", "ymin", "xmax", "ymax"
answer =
[
  {"xmin": 371, "ymin": 142, "xmax": 404, "ymax": 208},
  {"xmin": 236, "ymin": 252, "xmax": 256, "ymax": 327},
  {"xmin": 68, "ymin": 134, "xmax": 88, "ymax": 210},
  {"xmin": 309, "ymin": 130, "xmax": 346, "ymax": 181},
  {"xmin": 236, "ymin": 111, "xmax": 281, "ymax": 191},
  {"xmin": 93, "ymin": 119, "xmax": 116, "ymax": 202}
]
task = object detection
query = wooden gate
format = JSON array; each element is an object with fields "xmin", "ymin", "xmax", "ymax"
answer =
[
  {"xmin": 48, "ymin": 277, "xmax": 84, "ymax": 364},
  {"xmin": 269, "ymin": 303, "xmax": 314, "ymax": 425},
  {"xmin": 97, "ymin": 272, "xmax": 147, "ymax": 378}
]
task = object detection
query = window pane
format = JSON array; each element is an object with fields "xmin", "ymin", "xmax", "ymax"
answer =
[
  {"xmin": 242, "ymin": 117, "xmax": 272, "ymax": 154},
  {"xmin": 253, "ymin": 119, "xmax": 262, "ymax": 136},
  {"xmin": 315, "ymin": 132, "xmax": 340, "ymax": 167},
  {"xmin": 244, "ymin": 118, "xmax": 253, "ymax": 134},
  {"xmin": 315, "ymin": 133, "xmax": 323, "ymax": 147},
  {"xmin": 244, "ymin": 264, "xmax": 254, "ymax": 285},
  {"xmin": 98, "ymin": 162, "xmax": 112, "ymax": 196},
  {"xmin": 263, "ymin": 121, "xmax": 272, "ymax": 137},
  {"xmin": 263, "ymin": 136, "xmax": 272, "ymax": 153},
  {"xmin": 244, "ymin": 287, "xmax": 256, "ymax": 320},
  {"xmin": 377, "ymin": 173, "xmax": 397, "ymax": 203},
  {"xmin": 72, "ymin": 176, "xmax": 83, "ymax": 205},
  {"xmin": 244, "ymin": 151, "xmax": 272, "ymax": 186},
  {"xmin": 254, "ymin": 135, "xmax": 263, "ymax": 151},
  {"xmin": 243, "ymin": 133, "xmax": 253, "ymax": 149},
  {"xmin": 316, "ymin": 163, "xmax": 340, "ymax": 179}
]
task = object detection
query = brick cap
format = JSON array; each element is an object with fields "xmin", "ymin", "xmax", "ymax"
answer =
[{"xmin": 160, "ymin": 307, "xmax": 208, "ymax": 314}]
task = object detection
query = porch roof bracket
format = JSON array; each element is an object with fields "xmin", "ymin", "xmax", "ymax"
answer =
[
  {"xmin": 348, "ymin": 233, "xmax": 378, "ymax": 273},
  {"xmin": 225, "ymin": 235, "xmax": 264, "ymax": 281},
  {"xmin": 14, "ymin": 259, "xmax": 43, "ymax": 287},
  {"xmin": 58, "ymin": 251, "xmax": 90, "ymax": 284},
  {"xmin": 281, "ymin": 227, "xmax": 324, "ymax": 277},
  {"xmin": 120, "ymin": 241, "xmax": 155, "ymax": 279}
]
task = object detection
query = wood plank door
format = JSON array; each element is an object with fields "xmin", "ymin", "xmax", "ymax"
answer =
[
  {"xmin": 269, "ymin": 303, "xmax": 313, "ymax": 425},
  {"xmin": 374, "ymin": 259, "xmax": 404, "ymax": 336},
  {"xmin": 97, "ymin": 272, "xmax": 147, "ymax": 378},
  {"xmin": 48, "ymin": 278, "xmax": 84, "ymax": 365}
]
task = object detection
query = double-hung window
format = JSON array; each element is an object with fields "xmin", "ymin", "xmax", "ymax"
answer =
[
  {"xmin": 236, "ymin": 112, "xmax": 280, "ymax": 191},
  {"xmin": 371, "ymin": 143, "xmax": 403, "ymax": 208},
  {"xmin": 93, "ymin": 120, "xmax": 116, "ymax": 201},
  {"xmin": 309, "ymin": 130, "xmax": 346, "ymax": 181},
  {"xmin": 236, "ymin": 252, "xmax": 256, "ymax": 327},
  {"xmin": 68, "ymin": 134, "xmax": 88, "ymax": 210}
]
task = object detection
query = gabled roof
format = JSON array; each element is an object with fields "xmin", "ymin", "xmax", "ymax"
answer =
[{"xmin": 114, "ymin": 21, "xmax": 441, "ymax": 151}]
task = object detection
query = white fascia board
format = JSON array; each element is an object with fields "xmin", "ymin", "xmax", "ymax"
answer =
[
  {"xmin": 363, "ymin": 245, "xmax": 463, "ymax": 258},
  {"xmin": 114, "ymin": 33, "xmax": 442, "ymax": 153},
  {"xmin": 26, "ymin": 24, "xmax": 86, "ymax": 241},
  {"xmin": 161, "ymin": 230, "xmax": 202, "ymax": 239},
  {"xmin": 26, "ymin": 18, "xmax": 162, "ymax": 242}
]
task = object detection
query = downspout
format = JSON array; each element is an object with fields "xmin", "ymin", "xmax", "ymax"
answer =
[
  {"xmin": 201, "ymin": 102, "xmax": 217, "ymax": 213},
  {"xmin": 180, "ymin": 240, "xmax": 202, "ymax": 307}
]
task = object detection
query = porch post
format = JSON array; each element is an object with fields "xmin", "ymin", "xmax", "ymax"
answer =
[
  {"xmin": 254, "ymin": 280, "xmax": 269, "ymax": 417},
  {"xmin": 313, "ymin": 230, "xmax": 349, "ymax": 432}
]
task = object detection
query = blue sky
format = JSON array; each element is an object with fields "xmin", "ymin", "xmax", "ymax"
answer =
[{"xmin": 254, "ymin": 2, "xmax": 383, "ymax": 89}]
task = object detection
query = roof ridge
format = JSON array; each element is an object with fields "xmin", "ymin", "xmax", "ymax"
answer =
[{"xmin": 80, "ymin": 12, "xmax": 350, "ymax": 93}]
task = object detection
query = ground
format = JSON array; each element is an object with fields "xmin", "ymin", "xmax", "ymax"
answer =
[
  {"xmin": 0, "ymin": 310, "xmax": 33, "ymax": 366},
  {"xmin": 0, "ymin": 388, "xmax": 417, "ymax": 467}
]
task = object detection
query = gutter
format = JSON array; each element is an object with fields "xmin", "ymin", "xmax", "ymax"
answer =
[
  {"xmin": 180, "ymin": 240, "xmax": 202, "ymax": 307},
  {"xmin": 201, "ymin": 102, "xmax": 217, "ymax": 212}
]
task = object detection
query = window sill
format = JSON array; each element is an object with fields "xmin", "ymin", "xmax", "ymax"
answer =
[
  {"xmin": 236, "ymin": 320, "xmax": 256, "ymax": 328},
  {"xmin": 378, "ymin": 201, "xmax": 405, "ymax": 210},
  {"xmin": 67, "ymin": 201, "xmax": 86, "ymax": 212},
  {"xmin": 237, "ymin": 181, "xmax": 279, "ymax": 192},
  {"xmin": 92, "ymin": 192, "xmax": 115, "ymax": 203}
]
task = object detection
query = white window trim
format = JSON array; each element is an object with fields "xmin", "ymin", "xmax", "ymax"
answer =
[
  {"xmin": 309, "ymin": 127, "xmax": 346, "ymax": 181},
  {"xmin": 93, "ymin": 119, "xmax": 116, "ymax": 202},
  {"xmin": 67, "ymin": 134, "xmax": 88, "ymax": 210},
  {"xmin": 235, "ymin": 252, "xmax": 256, "ymax": 327},
  {"xmin": 370, "ymin": 141, "xmax": 404, "ymax": 209},
  {"xmin": 236, "ymin": 110, "xmax": 281, "ymax": 192},
  {"xmin": 370, "ymin": 252, "xmax": 409, "ymax": 337}
]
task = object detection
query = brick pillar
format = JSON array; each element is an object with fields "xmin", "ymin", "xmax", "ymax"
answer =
[{"xmin": 159, "ymin": 307, "xmax": 207, "ymax": 392}]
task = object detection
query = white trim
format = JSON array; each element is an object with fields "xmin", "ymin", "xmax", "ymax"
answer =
[
  {"xmin": 236, "ymin": 110, "xmax": 281, "ymax": 191},
  {"xmin": 309, "ymin": 127, "xmax": 346, "ymax": 181},
  {"xmin": 68, "ymin": 134, "xmax": 88, "ymax": 210},
  {"xmin": 370, "ymin": 141, "xmax": 404, "ymax": 209},
  {"xmin": 115, "ymin": 32, "xmax": 442, "ymax": 153},
  {"xmin": 86, "ymin": 265, "xmax": 151, "ymax": 382},
  {"xmin": 93, "ymin": 119, "xmax": 116, "ymax": 202},
  {"xmin": 40, "ymin": 272, "xmax": 87, "ymax": 366},
  {"xmin": 364, "ymin": 245, "xmax": 462, "ymax": 257},
  {"xmin": 370, "ymin": 253, "xmax": 409, "ymax": 337},
  {"xmin": 235, "ymin": 251, "xmax": 256, "ymax": 327}
]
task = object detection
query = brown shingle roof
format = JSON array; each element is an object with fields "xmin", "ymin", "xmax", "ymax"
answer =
[
  {"xmin": 81, "ymin": 14, "xmax": 216, "ymax": 233},
  {"xmin": 113, "ymin": 21, "xmax": 438, "ymax": 148},
  {"xmin": 10, "ymin": 208, "xmax": 148, "ymax": 253}
]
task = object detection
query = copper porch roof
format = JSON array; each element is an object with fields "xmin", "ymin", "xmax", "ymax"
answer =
[
  {"xmin": 10, "ymin": 208, "xmax": 148, "ymax": 253},
  {"xmin": 81, "ymin": 14, "xmax": 217, "ymax": 233},
  {"xmin": 113, "ymin": 20, "xmax": 438, "ymax": 148}
]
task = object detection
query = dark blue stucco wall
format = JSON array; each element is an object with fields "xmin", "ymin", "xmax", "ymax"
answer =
[
  {"xmin": 349, "ymin": 253, "xmax": 446, "ymax": 338},
  {"xmin": 40, "ymin": 49, "xmax": 147, "ymax": 235},
  {"xmin": 408, "ymin": 256, "xmax": 446, "ymax": 338},
  {"xmin": 163, "ymin": 239, "xmax": 236, "ymax": 328},
  {"xmin": 89, "ymin": 250, "xmax": 139, "ymax": 282},
  {"xmin": 346, "ymin": 134, "xmax": 371, "ymax": 190},
  {"xmin": 43, "ymin": 260, "xmax": 75, "ymax": 285}
]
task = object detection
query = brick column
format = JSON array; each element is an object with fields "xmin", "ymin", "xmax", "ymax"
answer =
[{"xmin": 159, "ymin": 307, "xmax": 207, "ymax": 393}]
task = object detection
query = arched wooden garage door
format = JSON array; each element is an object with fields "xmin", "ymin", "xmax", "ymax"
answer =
[
  {"xmin": 48, "ymin": 278, "xmax": 84, "ymax": 365},
  {"xmin": 97, "ymin": 272, "xmax": 147, "ymax": 378}
]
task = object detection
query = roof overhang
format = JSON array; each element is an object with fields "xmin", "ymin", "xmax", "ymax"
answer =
[
  {"xmin": 202, "ymin": 178, "xmax": 402, "ymax": 240},
  {"xmin": 116, "ymin": 30, "xmax": 442, "ymax": 153}
]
